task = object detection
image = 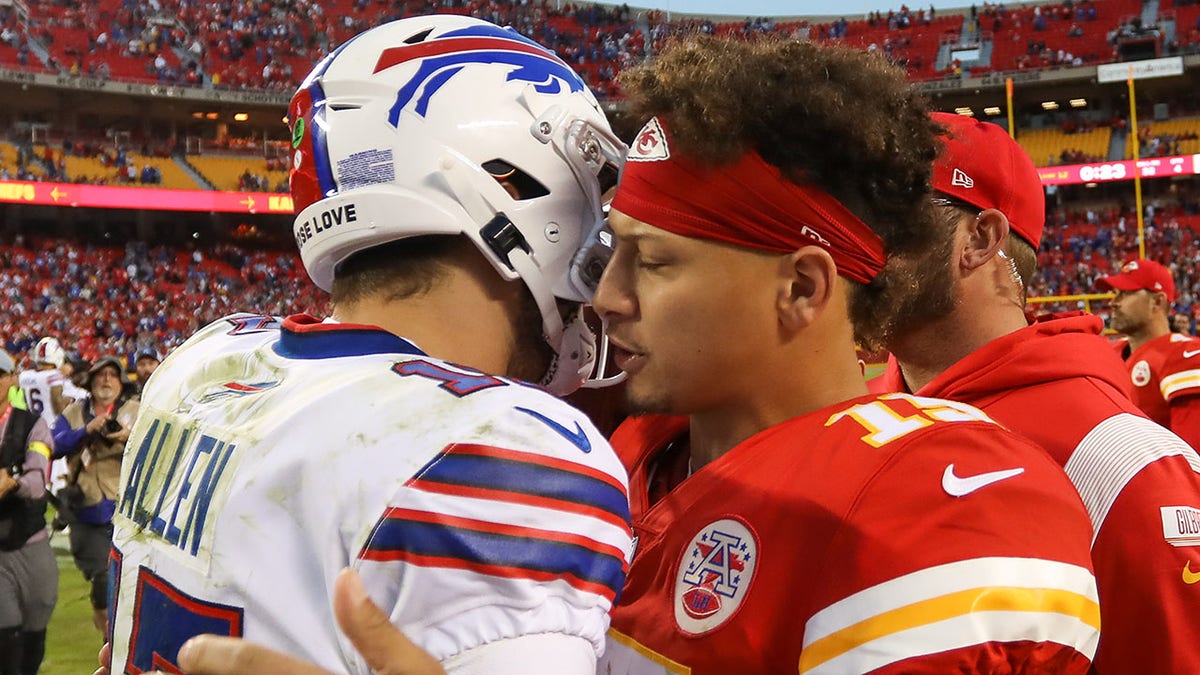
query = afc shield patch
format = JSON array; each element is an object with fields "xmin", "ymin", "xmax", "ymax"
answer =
[{"xmin": 674, "ymin": 517, "xmax": 757, "ymax": 635}]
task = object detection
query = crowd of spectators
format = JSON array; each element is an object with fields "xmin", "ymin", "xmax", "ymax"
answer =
[
  {"xmin": 983, "ymin": 0, "xmax": 1136, "ymax": 72},
  {"xmin": 967, "ymin": 0, "xmax": 1100, "ymax": 35},
  {"xmin": 1013, "ymin": 42, "xmax": 1088, "ymax": 69},
  {"xmin": 0, "ymin": 237, "xmax": 327, "ymax": 366},
  {"xmin": 237, "ymin": 168, "xmax": 286, "ymax": 193},
  {"xmin": 0, "ymin": 0, "xmax": 1196, "ymax": 95},
  {"xmin": 2, "ymin": 185, "xmax": 1199, "ymax": 370},
  {"xmin": 868, "ymin": 5, "xmax": 937, "ymax": 31},
  {"xmin": 1138, "ymin": 125, "xmax": 1200, "ymax": 158},
  {"xmin": 1031, "ymin": 195, "xmax": 1200, "ymax": 324},
  {"xmin": 5, "ymin": 0, "xmax": 647, "ymax": 96},
  {"xmin": 0, "ymin": 5, "xmax": 34, "ymax": 68},
  {"xmin": 1049, "ymin": 148, "xmax": 1104, "ymax": 164},
  {"xmin": 21, "ymin": 0, "xmax": 192, "ymax": 83},
  {"xmin": 3, "ymin": 138, "xmax": 171, "ymax": 186}
]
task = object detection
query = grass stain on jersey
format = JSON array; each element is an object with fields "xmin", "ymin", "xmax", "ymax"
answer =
[{"xmin": 119, "ymin": 414, "xmax": 239, "ymax": 558}]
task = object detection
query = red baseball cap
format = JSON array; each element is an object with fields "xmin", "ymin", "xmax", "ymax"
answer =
[
  {"xmin": 1095, "ymin": 259, "xmax": 1176, "ymax": 302},
  {"xmin": 930, "ymin": 112, "xmax": 1045, "ymax": 247}
]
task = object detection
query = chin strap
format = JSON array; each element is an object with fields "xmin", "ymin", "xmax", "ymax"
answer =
[{"xmin": 540, "ymin": 307, "xmax": 598, "ymax": 395}]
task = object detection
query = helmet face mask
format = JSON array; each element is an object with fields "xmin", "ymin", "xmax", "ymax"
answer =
[{"xmin": 288, "ymin": 16, "xmax": 626, "ymax": 394}]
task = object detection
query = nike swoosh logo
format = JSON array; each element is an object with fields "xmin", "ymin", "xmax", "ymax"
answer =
[
  {"xmin": 1184, "ymin": 350, "xmax": 1200, "ymax": 359},
  {"xmin": 514, "ymin": 407, "xmax": 592, "ymax": 453},
  {"xmin": 1185, "ymin": 561, "xmax": 1200, "ymax": 585},
  {"xmin": 942, "ymin": 464, "xmax": 1025, "ymax": 497}
]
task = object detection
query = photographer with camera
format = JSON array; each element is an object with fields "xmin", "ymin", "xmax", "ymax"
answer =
[
  {"xmin": 52, "ymin": 356, "xmax": 138, "ymax": 635},
  {"xmin": 0, "ymin": 348, "xmax": 57, "ymax": 675}
]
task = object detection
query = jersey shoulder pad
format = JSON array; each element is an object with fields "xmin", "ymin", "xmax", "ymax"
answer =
[
  {"xmin": 1159, "ymin": 339, "xmax": 1200, "ymax": 401},
  {"xmin": 175, "ymin": 313, "xmax": 283, "ymax": 354}
]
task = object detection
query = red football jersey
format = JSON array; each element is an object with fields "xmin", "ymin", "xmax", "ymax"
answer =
[
  {"xmin": 873, "ymin": 313, "xmax": 1200, "ymax": 674},
  {"xmin": 600, "ymin": 393, "xmax": 1099, "ymax": 675},
  {"xmin": 1118, "ymin": 332, "xmax": 1200, "ymax": 446}
]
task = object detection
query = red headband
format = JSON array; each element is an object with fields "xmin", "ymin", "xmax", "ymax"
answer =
[{"xmin": 612, "ymin": 118, "xmax": 886, "ymax": 284}]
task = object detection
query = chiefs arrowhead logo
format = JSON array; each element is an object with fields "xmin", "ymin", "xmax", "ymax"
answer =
[{"xmin": 629, "ymin": 117, "xmax": 670, "ymax": 162}]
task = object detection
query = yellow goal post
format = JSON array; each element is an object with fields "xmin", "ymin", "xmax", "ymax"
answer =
[{"xmin": 1026, "ymin": 292, "xmax": 1115, "ymax": 314}]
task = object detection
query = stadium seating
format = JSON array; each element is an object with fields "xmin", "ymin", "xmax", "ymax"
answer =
[
  {"xmin": 39, "ymin": 147, "xmax": 198, "ymax": 189},
  {"xmin": 1018, "ymin": 125, "xmax": 1112, "ymax": 166},
  {"xmin": 129, "ymin": 152, "xmax": 201, "ymax": 190},
  {"xmin": 1124, "ymin": 116, "xmax": 1200, "ymax": 158},
  {"xmin": 986, "ymin": 0, "xmax": 1134, "ymax": 72},
  {"xmin": 0, "ymin": 141, "xmax": 17, "ymax": 171},
  {"xmin": 187, "ymin": 155, "xmax": 288, "ymax": 192}
]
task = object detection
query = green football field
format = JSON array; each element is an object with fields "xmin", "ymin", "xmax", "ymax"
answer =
[{"xmin": 41, "ymin": 531, "xmax": 105, "ymax": 675}]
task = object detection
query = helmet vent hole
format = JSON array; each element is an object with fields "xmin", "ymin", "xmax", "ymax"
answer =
[
  {"xmin": 483, "ymin": 160, "xmax": 549, "ymax": 200},
  {"xmin": 404, "ymin": 28, "xmax": 435, "ymax": 44},
  {"xmin": 329, "ymin": 104, "xmax": 361, "ymax": 112},
  {"xmin": 597, "ymin": 162, "xmax": 620, "ymax": 195}
]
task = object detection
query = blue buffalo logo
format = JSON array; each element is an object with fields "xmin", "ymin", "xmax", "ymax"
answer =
[{"xmin": 373, "ymin": 25, "xmax": 585, "ymax": 125}]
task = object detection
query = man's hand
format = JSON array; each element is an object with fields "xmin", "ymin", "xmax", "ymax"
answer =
[
  {"xmin": 84, "ymin": 415, "xmax": 110, "ymax": 436},
  {"xmin": 0, "ymin": 468, "xmax": 18, "ymax": 498},
  {"xmin": 92, "ymin": 642, "xmax": 111, "ymax": 675},
  {"xmin": 104, "ymin": 426, "xmax": 131, "ymax": 444},
  {"xmin": 173, "ymin": 569, "xmax": 445, "ymax": 675},
  {"xmin": 331, "ymin": 568, "xmax": 444, "ymax": 675}
]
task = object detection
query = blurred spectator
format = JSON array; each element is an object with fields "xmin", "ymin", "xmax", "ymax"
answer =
[
  {"xmin": 131, "ymin": 347, "xmax": 161, "ymax": 392},
  {"xmin": 0, "ymin": 348, "xmax": 57, "ymax": 675}
]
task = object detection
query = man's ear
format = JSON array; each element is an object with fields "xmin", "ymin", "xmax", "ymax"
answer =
[
  {"xmin": 961, "ymin": 208, "xmax": 1011, "ymax": 272},
  {"xmin": 778, "ymin": 246, "xmax": 837, "ymax": 331}
]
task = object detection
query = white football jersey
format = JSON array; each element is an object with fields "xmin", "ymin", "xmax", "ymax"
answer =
[
  {"xmin": 18, "ymin": 367, "xmax": 65, "ymax": 426},
  {"xmin": 109, "ymin": 313, "xmax": 631, "ymax": 674}
]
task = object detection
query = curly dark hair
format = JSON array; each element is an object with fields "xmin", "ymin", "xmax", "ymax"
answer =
[{"xmin": 617, "ymin": 36, "xmax": 944, "ymax": 349}]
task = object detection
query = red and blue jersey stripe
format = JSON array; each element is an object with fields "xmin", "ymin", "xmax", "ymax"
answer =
[
  {"xmin": 359, "ymin": 508, "xmax": 626, "ymax": 602},
  {"xmin": 407, "ymin": 443, "xmax": 629, "ymax": 531},
  {"xmin": 360, "ymin": 443, "xmax": 630, "ymax": 602}
]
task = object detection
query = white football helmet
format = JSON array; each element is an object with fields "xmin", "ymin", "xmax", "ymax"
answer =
[
  {"xmin": 288, "ymin": 15, "xmax": 625, "ymax": 394},
  {"xmin": 33, "ymin": 337, "xmax": 65, "ymax": 369}
]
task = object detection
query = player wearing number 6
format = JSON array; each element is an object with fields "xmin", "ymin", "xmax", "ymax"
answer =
[
  {"xmin": 107, "ymin": 15, "xmax": 631, "ymax": 675},
  {"xmin": 593, "ymin": 37, "xmax": 1099, "ymax": 674},
  {"xmin": 18, "ymin": 337, "xmax": 69, "ymax": 427}
]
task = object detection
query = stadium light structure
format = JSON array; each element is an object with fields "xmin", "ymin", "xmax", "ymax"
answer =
[
  {"xmin": 1069, "ymin": 98, "xmax": 1087, "ymax": 108},
  {"xmin": 954, "ymin": 107, "xmax": 974, "ymax": 116},
  {"xmin": 984, "ymin": 106, "xmax": 1002, "ymax": 116},
  {"xmin": 1041, "ymin": 101, "xmax": 1059, "ymax": 110}
]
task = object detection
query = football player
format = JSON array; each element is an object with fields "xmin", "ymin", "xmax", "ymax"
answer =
[
  {"xmin": 1095, "ymin": 258, "xmax": 1200, "ymax": 448},
  {"xmin": 105, "ymin": 16, "xmax": 630, "ymax": 675}
]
